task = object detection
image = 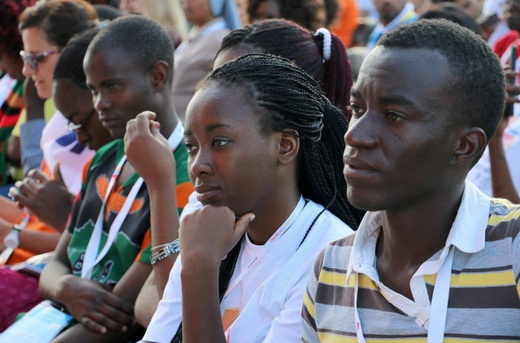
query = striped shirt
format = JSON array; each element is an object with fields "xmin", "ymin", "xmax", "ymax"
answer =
[{"xmin": 302, "ymin": 182, "xmax": 520, "ymax": 342}]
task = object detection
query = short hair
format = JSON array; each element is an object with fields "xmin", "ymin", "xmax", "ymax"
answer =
[
  {"xmin": 54, "ymin": 28, "xmax": 100, "ymax": 90},
  {"xmin": 0, "ymin": 0, "xmax": 36, "ymax": 59},
  {"xmin": 87, "ymin": 15, "xmax": 174, "ymax": 82},
  {"xmin": 247, "ymin": 0, "xmax": 327, "ymax": 31},
  {"xmin": 19, "ymin": 0, "xmax": 97, "ymax": 50},
  {"xmin": 218, "ymin": 19, "xmax": 353, "ymax": 117},
  {"xmin": 378, "ymin": 19, "xmax": 506, "ymax": 141},
  {"xmin": 202, "ymin": 53, "xmax": 364, "ymax": 228}
]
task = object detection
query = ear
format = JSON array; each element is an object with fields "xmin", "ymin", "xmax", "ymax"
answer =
[
  {"xmin": 148, "ymin": 60, "xmax": 169, "ymax": 92},
  {"xmin": 278, "ymin": 129, "xmax": 300, "ymax": 165},
  {"xmin": 451, "ymin": 127, "xmax": 487, "ymax": 167}
]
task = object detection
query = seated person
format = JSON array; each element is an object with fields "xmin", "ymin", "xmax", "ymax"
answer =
[
  {"xmin": 0, "ymin": 27, "xmax": 113, "ymax": 333},
  {"xmin": 302, "ymin": 19, "xmax": 520, "ymax": 341},
  {"xmin": 38, "ymin": 16, "xmax": 192, "ymax": 343},
  {"xmin": 129, "ymin": 53, "xmax": 355, "ymax": 342}
]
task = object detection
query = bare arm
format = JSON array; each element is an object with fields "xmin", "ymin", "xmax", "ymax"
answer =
[
  {"xmin": 179, "ymin": 207, "xmax": 253, "ymax": 343},
  {"xmin": 489, "ymin": 119, "xmax": 520, "ymax": 203},
  {"xmin": 125, "ymin": 112, "xmax": 180, "ymax": 324}
]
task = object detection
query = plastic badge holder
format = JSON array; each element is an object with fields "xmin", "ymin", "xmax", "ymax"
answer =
[{"xmin": 0, "ymin": 300, "xmax": 72, "ymax": 343}]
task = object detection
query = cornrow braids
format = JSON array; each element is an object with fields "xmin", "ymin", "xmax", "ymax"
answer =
[
  {"xmin": 203, "ymin": 53, "xmax": 363, "ymax": 228},
  {"xmin": 217, "ymin": 19, "xmax": 352, "ymax": 119}
]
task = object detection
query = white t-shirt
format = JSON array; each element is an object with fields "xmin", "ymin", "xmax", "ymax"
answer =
[{"xmin": 143, "ymin": 198, "xmax": 354, "ymax": 343}]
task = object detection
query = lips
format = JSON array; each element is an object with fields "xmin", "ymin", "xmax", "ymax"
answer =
[
  {"xmin": 194, "ymin": 184, "xmax": 220, "ymax": 203},
  {"xmin": 343, "ymin": 155, "xmax": 378, "ymax": 180}
]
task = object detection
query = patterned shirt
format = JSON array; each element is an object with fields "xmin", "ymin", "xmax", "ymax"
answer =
[
  {"xmin": 0, "ymin": 73, "xmax": 23, "ymax": 184},
  {"xmin": 302, "ymin": 182, "xmax": 520, "ymax": 342},
  {"xmin": 67, "ymin": 138, "xmax": 192, "ymax": 284}
]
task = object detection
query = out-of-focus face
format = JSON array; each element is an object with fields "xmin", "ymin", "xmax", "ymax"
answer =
[
  {"xmin": 184, "ymin": 83, "xmax": 282, "ymax": 216},
  {"xmin": 53, "ymin": 79, "xmax": 113, "ymax": 151},
  {"xmin": 372, "ymin": 0, "xmax": 408, "ymax": 25},
  {"xmin": 84, "ymin": 48, "xmax": 157, "ymax": 139},
  {"xmin": 505, "ymin": 0, "xmax": 520, "ymax": 31},
  {"xmin": 21, "ymin": 27, "xmax": 60, "ymax": 99},
  {"xmin": 0, "ymin": 53, "xmax": 24, "ymax": 81},
  {"xmin": 181, "ymin": 0, "xmax": 214, "ymax": 26},
  {"xmin": 344, "ymin": 47, "xmax": 457, "ymax": 213},
  {"xmin": 251, "ymin": 0, "xmax": 281, "ymax": 22},
  {"xmin": 454, "ymin": 0, "xmax": 482, "ymax": 19}
]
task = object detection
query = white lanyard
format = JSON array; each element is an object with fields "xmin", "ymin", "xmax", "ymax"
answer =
[
  {"xmin": 222, "ymin": 197, "xmax": 306, "ymax": 299},
  {"xmin": 353, "ymin": 247, "xmax": 455, "ymax": 343},
  {"xmin": 81, "ymin": 123, "xmax": 184, "ymax": 279}
]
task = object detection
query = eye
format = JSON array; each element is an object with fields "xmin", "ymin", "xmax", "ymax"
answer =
[
  {"xmin": 88, "ymin": 87, "xmax": 98, "ymax": 97},
  {"xmin": 213, "ymin": 139, "xmax": 230, "ymax": 148},
  {"xmin": 385, "ymin": 111, "xmax": 405, "ymax": 122},
  {"xmin": 107, "ymin": 83, "xmax": 121, "ymax": 90},
  {"xmin": 348, "ymin": 103, "xmax": 365, "ymax": 117},
  {"xmin": 184, "ymin": 141, "xmax": 198, "ymax": 153}
]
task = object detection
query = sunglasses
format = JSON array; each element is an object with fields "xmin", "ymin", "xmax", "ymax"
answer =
[
  {"xmin": 19, "ymin": 50, "xmax": 58, "ymax": 71},
  {"xmin": 66, "ymin": 108, "xmax": 96, "ymax": 132}
]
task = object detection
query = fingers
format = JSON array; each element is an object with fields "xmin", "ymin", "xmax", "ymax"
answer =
[
  {"xmin": 233, "ymin": 213, "xmax": 255, "ymax": 238},
  {"xmin": 80, "ymin": 312, "xmax": 129, "ymax": 335},
  {"xmin": 52, "ymin": 164, "xmax": 66, "ymax": 186}
]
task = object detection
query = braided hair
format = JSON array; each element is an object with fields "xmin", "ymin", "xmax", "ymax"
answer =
[
  {"xmin": 218, "ymin": 19, "xmax": 353, "ymax": 118},
  {"xmin": 171, "ymin": 52, "xmax": 362, "ymax": 343}
]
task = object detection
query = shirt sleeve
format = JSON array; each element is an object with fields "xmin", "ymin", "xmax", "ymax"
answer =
[{"xmin": 301, "ymin": 250, "xmax": 325, "ymax": 343}]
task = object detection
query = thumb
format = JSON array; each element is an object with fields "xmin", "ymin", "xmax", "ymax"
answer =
[
  {"xmin": 233, "ymin": 213, "xmax": 255, "ymax": 239},
  {"xmin": 52, "ymin": 163, "xmax": 66, "ymax": 186},
  {"xmin": 150, "ymin": 120, "xmax": 161, "ymax": 137}
]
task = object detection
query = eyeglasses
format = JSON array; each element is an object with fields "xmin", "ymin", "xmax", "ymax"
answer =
[
  {"xmin": 19, "ymin": 50, "xmax": 58, "ymax": 71},
  {"xmin": 66, "ymin": 108, "xmax": 96, "ymax": 132}
]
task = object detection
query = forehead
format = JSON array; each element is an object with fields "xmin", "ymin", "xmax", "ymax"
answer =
[
  {"xmin": 21, "ymin": 27, "xmax": 55, "ymax": 51},
  {"xmin": 353, "ymin": 47, "xmax": 452, "ymax": 111},
  {"xmin": 84, "ymin": 48, "xmax": 141, "ymax": 83},
  {"xmin": 53, "ymin": 79, "xmax": 91, "ymax": 110},
  {"xmin": 185, "ymin": 83, "xmax": 259, "ymax": 131}
]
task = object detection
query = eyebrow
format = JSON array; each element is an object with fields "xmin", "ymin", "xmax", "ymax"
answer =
[
  {"xmin": 184, "ymin": 123, "xmax": 233, "ymax": 136},
  {"xmin": 351, "ymin": 90, "xmax": 418, "ymax": 110}
]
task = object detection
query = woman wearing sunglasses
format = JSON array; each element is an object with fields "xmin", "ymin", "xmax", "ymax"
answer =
[{"xmin": 17, "ymin": 0, "xmax": 98, "ymax": 192}]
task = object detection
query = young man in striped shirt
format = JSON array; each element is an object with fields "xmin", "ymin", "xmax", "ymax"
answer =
[{"xmin": 302, "ymin": 19, "xmax": 520, "ymax": 342}]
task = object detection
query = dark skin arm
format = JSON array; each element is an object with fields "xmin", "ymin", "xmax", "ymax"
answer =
[
  {"xmin": 179, "ymin": 206, "xmax": 253, "ymax": 343},
  {"xmin": 489, "ymin": 69, "xmax": 520, "ymax": 203},
  {"xmin": 40, "ymin": 228, "xmax": 143, "ymax": 342},
  {"xmin": 124, "ymin": 112, "xmax": 180, "ymax": 325}
]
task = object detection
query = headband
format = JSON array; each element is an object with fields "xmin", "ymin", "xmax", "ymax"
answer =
[{"xmin": 315, "ymin": 28, "xmax": 332, "ymax": 61}]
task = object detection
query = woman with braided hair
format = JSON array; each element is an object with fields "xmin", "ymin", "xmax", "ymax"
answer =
[
  {"xmin": 125, "ymin": 53, "xmax": 354, "ymax": 342},
  {"xmin": 214, "ymin": 18, "xmax": 354, "ymax": 120}
]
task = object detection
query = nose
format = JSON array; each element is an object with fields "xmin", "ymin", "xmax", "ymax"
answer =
[
  {"xmin": 344, "ymin": 112, "xmax": 377, "ymax": 149},
  {"xmin": 22, "ymin": 60, "xmax": 35, "ymax": 77},
  {"xmin": 188, "ymin": 147, "xmax": 213, "ymax": 179},
  {"xmin": 93, "ymin": 93, "xmax": 111, "ymax": 112}
]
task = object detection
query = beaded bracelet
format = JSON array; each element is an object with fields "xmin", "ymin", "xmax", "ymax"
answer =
[{"xmin": 150, "ymin": 238, "xmax": 180, "ymax": 266}]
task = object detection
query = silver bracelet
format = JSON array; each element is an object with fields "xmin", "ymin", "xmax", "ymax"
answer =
[{"xmin": 150, "ymin": 238, "xmax": 180, "ymax": 266}]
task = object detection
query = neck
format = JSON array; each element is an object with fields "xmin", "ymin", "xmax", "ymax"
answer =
[
  {"xmin": 376, "ymin": 183, "xmax": 464, "ymax": 269},
  {"xmin": 246, "ymin": 190, "xmax": 301, "ymax": 245},
  {"xmin": 156, "ymin": 101, "xmax": 179, "ymax": 139}
]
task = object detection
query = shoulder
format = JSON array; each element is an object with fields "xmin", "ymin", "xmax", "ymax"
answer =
[
  {"xmin": 87, "ymin": 139, "xmax": 122, "ymax": 174},
  {"xmin": 487, "ymin": 198, "xmax": 520, "ymax": 241}
]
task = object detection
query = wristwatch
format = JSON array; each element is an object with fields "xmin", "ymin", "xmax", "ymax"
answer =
[{"xmin": 3, "ymin": 225, "xmax": 22, "ymax": 249}]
